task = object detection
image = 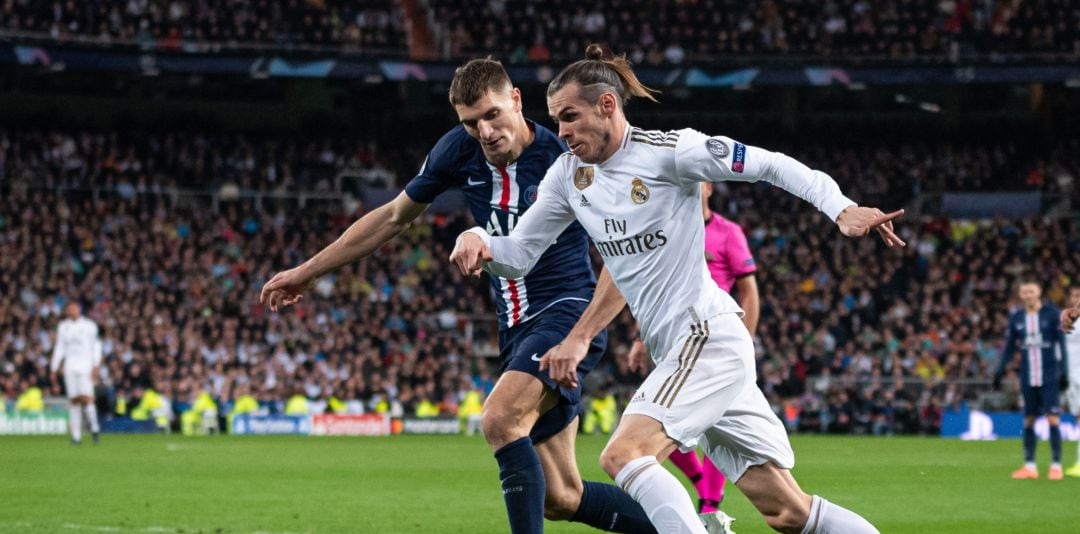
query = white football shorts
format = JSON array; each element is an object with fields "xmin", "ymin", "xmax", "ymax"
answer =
[
  {"xmin": 64, "ymin": 370, "xmax": 95, "ymax": 398},
  {"xmin": 1066, "ymin": 381, "xmax": 1080, "ymax": 416},
  {"xmin": 623, "ymin": 312, "xmax": 794, "ymax": 482}
]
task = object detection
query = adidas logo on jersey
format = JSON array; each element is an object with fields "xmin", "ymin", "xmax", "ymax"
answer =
[{"xmin": 580, "ymin": 195, "xmax": 591, "ymax": 207}]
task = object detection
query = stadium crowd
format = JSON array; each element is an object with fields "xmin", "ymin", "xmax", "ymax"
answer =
[
  {"xmin": 2, "ymin": 127, "xmax": 1075, "ymax": 195},
  {"xmin": 3, "ymin": 0, "xmax": 1077, "ymax": 63},
  {"xmin": 0, "ymin": 128, "xmax": 415, "ymax": 194},
  {"xmin": 0, "ymin": 0, "xmax": 406, "ymax": 51},
  {"xmin": 1, "ymin": 125, "xmax": 1079, "ymax": 435},
  {"xmin": 433, "ymin": 0, "xmax": 1080, "ymax": 64}
]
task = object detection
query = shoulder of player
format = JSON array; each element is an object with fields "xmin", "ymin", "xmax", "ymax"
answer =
[
  {"xmin": 429, "ymin": 125, "xmax": 480, "ymax": 162},
  {"xmin": 525, "ymin": 123, "xmax": 570, "ymax": 163},
  {"xmin": 627, "ymin": 127, "xmax": 684, "ymax": 149}
]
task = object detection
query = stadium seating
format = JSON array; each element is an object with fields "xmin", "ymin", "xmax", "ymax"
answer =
[{"xmin": 2, "ymin": 125, "xmax": 1077, "ymax": 433}]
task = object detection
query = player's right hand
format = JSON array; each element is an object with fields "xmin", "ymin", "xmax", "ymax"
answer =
[
  {"xmin": 1062, "ymin": 307, "xmax": 1080, "ymax": 333},
  {"xmin": 627, "ymin": 338, "xmax": 649, "ymax": 373},
  {"xmin": 260, "ymin": 266, "xmax": 317, "ymax": 312},
  {"xmin": 450, "ymin": 232, "xmax": 492, "ymax": 278}
]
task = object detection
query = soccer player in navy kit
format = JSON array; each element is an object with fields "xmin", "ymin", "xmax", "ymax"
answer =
[
  {"xmin": 261, "ymin": 59, "xmax": 653, "ymax": 534},
  {"xmin": 994, "ymin": 280, "xmax": 1069, "ymax": 480}
]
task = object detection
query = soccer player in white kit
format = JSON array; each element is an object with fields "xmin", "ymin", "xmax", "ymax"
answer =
[
  {"xmin": 1063, "ymin": 286, "xmax": 1080, "ymax": 477},
  {"xmin": 451, "ymin": 45, "xmax": 902, "ymax": 534},
  {"xmin": 50, "ymin": 302, "xmax": 103, "ymax": 445}
]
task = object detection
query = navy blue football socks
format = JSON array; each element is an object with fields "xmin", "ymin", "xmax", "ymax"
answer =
[
  {"xmin": 1050, "ymin": 424, "xmax": 1062, "ymax": 463},
  {"xmin": 1023, "ymin": 426, "xmax": 1036, "ymax": 463},
  {"xmin": 572, "ymin": 480, "xmax": 657, "ymax": 533},
  {"xmin": 495, "ymin": 437, "xmax": 546, "ymax": 534}
]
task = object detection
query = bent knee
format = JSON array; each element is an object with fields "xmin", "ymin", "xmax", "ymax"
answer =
[
  {"xmin": 598, "ymin": 442, "xmax": 648, "ymax": 480},
  {"xmin": 481, "ymin": 408, "xmax": 529, "ymax": 449}
]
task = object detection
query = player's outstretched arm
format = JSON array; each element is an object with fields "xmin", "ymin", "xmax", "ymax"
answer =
[
  {"xmin": 450, "ymin": 165, "xmax": 577, "ymax": 279},
  {"xmin": 674, "ymin": 131, "xmax": 905, "ymax": 247},
  {"xmin": 540, "ymin": 267, "xmax": 627, "ymax": 388},
  {"xmin": 260, "ymin": 192, "xmax": 428, "ymax": 312}
]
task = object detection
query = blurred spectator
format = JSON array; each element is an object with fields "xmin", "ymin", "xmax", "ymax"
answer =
[{"xmin": 0, "ymin": 0, "xmax": 407, "ymax": 53}]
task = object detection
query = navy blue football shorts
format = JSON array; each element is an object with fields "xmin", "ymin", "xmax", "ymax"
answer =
[
  {"xmin": 498, "ymin": 299, "xmax": 607, "ymax": 444},
  {"xmin": 1021, "ymin": 383, "xmax": 1061, "ymax": 417}
]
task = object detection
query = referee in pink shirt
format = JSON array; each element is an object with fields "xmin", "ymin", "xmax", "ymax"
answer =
[{"xmin": 628, "ymin": 182, "xmax": 759, "ymax": 521}]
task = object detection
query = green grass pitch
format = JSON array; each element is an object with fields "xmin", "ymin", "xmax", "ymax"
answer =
[{"xmin": 1, "ymin": 434, "xmax": 1077, "ymax": 533}]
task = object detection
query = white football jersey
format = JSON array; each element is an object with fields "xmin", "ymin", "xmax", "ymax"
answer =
[
  {"xmin": 1067, "ymin": 328, "xmax": 1080, "ymax": 380},
  {"xmin": 50, "ymin": 316, "xmax": 103, "ymax": 374},
  {"xmin": 469, "ymin": 124, "xmax": 854, "ymax": 360}
]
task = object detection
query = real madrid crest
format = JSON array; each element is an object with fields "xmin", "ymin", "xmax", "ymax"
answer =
[
  {"xmin": 574, "ymin": 166, "xmax": 594, "ymax": 190},
  {"xmin": 630, "ymin": 178, "xmax": 649, "ymax": 204}
]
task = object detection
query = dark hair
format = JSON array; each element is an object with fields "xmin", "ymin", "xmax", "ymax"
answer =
[
  {"xmin": 449, "ymin": 58, "xmax": 512, "ymax": 107},
  {"xmin": 547, "ymin": 44, "xmax": 659, "ymax": 107}
]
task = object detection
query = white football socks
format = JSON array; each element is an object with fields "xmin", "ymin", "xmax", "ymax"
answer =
[
  {"xmin": 615, "ymin": 456, "xmax": 706, "ymax": 534},
  {"xmin": 84, "ymin": 403, "xmax": 100, "ymax": 434},
  {"xmin": 802, "ymin": 495, "xmax": 879, "ymax": 534},
  {"xmin": 69, "ymin": 405, "xmax": 82, "ymax": 442}
]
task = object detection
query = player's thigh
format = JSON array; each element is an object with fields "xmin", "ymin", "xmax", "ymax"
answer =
[
  {"xmin": 64, "ymin": 371, "xmax": 93, "ymax": 400},
  {"xmin": 622, "ymin": 313, "xmax": 751, "ymax": 452},
  {"xmin": 483, "ymin": 370, "xmax": 556, "ymax": 433},
  {"xmin": 498, "ymin": 309, "xmax": 601, "ymax": 444},
  {"xmin": 701, "ymin": 382, "xmax": 795, "ymax": 484}
]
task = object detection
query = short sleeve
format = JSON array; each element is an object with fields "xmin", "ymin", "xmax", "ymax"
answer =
[
  {"xmin": 404, "ymin": 129, "xmax": 466, "ymax": 204},
  {"xmin": 725, "ymin": 223, "xmax": 757, "ymax": 277}
]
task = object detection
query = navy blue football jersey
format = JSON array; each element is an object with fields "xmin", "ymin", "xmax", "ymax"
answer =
[{"xmin": 405, "ymin": 121, "xmax": 595, "ymax": 329}]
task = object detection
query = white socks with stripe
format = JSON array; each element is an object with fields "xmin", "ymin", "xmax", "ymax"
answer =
[
  {"xmin": 84, "ymin": 403, "xmax": 99, "ymax": 433},
  {"xmin": 615, "ymin": 456, "xmax": 706, "ymax": 534},
  {"xmin": 802, "ymin": 495, "xmax": 879, "ymax": 534},
  {"xmin": 69, "ymin": 405, "xmax": 82, "ymax": 442}
]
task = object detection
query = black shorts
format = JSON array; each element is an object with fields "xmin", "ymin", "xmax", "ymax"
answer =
[{"xmin": 498, "ymin": 300, "xmax": 607, "ymax": 443}]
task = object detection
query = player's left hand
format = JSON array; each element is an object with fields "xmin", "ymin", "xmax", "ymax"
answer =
[
  {"xmin": 836, "ymin": 206, "xmax": 906, "ymax": 247},
  {"xmin": 1061, "ymin": 374, "xmax": 1069, "ymax": 391},
  {"xmin": 539, "ymin": 337, "xmax": 590, "ymax": 389}
]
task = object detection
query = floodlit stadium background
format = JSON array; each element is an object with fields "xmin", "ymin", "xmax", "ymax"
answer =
[{"xmin": 2, "ymin": 1, "xmax": 1079, "ymax": 532}]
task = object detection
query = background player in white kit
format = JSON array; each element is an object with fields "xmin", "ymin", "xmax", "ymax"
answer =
[
  {"xmin": 1063, "ymin": 286, "xmax": 1080, "ymax": 477},
  {"xmin": 50, "ymin": 301, "xmax": 104, "ymax": 445},
  {"xmin": 451, "ymin": 45, "xmax": 901, "ymax": 533}
]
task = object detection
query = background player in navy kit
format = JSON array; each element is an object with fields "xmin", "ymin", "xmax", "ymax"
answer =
[
  {"xmin": 994, "ymin": 280, "xmax": 1069, "ymax": 480},
  {"xmin": 260, "ymin": 59, "xmax": 653, "ymax": 534}
]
